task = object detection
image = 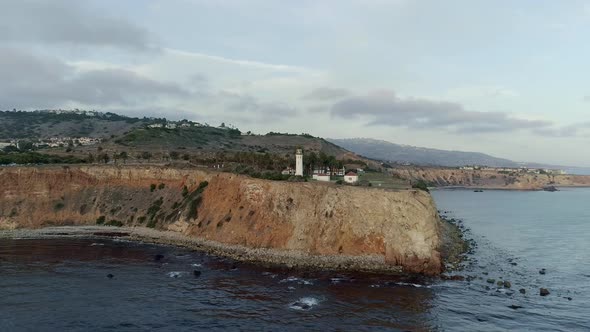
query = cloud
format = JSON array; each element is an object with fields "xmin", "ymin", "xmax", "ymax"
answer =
[
  {"xmin": 532, "ymin": 122, "xmax": 590, "ymax": 137},
  {"xmin": 0, "ymin": 0, "xmax": 153, "ymax": 50},
  {"xmin": 0, "ymin": 48, "xmax": 188, "ymax": 109},
  {"xmin": 302, "ymin": 87, "xmax": 351, "ymax": 100},
  {"xmin": 217, "ymin": 91, "xmax": 297, "ymax": 122},
  {"xmin": 165, "ymin": 48, "xmax": 313, "ymax": 74},
  {"xmin": 330, "ymin": 90, "xmax": 553, "ymax": 133}
]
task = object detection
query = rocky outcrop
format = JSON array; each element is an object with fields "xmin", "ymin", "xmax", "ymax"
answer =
[{"xmin": 0, "ymin": 165, "xmax": 444, "ymax": 275}]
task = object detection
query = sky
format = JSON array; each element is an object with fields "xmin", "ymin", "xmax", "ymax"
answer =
[{"xmin": 1, "ymin": 0, "xmax": 590, "ymax": 166}]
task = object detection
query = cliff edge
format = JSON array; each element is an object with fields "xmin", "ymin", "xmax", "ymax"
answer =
[{"xmin": 0, "ymin": 165, "xmax": 443, "ymax": 275}]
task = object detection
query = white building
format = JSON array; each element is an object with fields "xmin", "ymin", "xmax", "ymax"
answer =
[
  {"xmin": 344, "ymin": 172, "xmax": 359, "ymax": 184},
  {"xmin": 295, "ymin": 148, "xmax": 303, "ymax": 176},
  {"xmin": 281, "ymin": 167, "xmax": 295, "ymax": 175},
  {"xmin": 312, "ymin": 174, "xmax": 331, "ymax": 182}
]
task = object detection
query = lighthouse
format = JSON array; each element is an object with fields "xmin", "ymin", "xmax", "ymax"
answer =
[{"xmin": 295, "ymin": 148, "xmax": 303, "ymax": 176}]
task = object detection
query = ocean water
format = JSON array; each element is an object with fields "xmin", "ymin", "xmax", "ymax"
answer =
[{"xmin": 1, "ymin": 188, "xmax": 589, "ymax": 331}]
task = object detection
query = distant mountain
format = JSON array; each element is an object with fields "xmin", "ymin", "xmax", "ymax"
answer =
[{"xmin": 328, "ymin": 138, "xmax": 518, "ymax": 167}]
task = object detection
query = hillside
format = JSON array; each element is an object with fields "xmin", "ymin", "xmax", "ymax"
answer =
[
  {"xmin": 0, "ymin": 110, "xmax": 147, "ymax": 139},
  {"xmin": 0, "ymin": 110, "xmax": 374, "ymax": 169},
  {"xmin": 329, "ymin": 138, "xmax": 517, "ymax": 167}
]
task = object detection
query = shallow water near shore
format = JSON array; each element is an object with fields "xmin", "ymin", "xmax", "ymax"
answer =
[{"xmin": 1, "ymin": 188, "xmax": 590, "ymax": 331}]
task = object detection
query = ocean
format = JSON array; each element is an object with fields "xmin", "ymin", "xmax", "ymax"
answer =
[{"xmin": 1, "ymin": 188, "xmax": 589, "ymax": 331}]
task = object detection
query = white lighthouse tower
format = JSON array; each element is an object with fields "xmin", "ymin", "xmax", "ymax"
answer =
[{"xmin": 295, "ymin": 148, "xmax": 303, "ymax": 176}]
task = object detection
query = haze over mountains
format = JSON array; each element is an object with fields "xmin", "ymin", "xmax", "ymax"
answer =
[{"xmin": 329, "ymin": 138, "xmax": 518, "ymax": 167}]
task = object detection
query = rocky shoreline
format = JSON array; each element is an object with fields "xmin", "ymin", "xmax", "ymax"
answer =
[
  {"xmin": 0, "ymin": 226, "xmax": 404, "ymax": 274},
  {"xmin": 0, "ymin": 221, "xmax": 470, "ymax": 276}
]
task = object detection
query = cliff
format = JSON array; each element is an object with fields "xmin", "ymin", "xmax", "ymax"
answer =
[
  {"xmin": 0, "ymin": 165, "xmax": 443, "ymax": 275},
  {"xmin": 392, "ymin": 167, "xmax": 590, "ymax": 190}
]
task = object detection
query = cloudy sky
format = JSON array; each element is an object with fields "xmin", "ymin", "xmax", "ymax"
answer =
[{"xmin": 2, "ymin": 0, "xmax": 590, "ymax": 166}]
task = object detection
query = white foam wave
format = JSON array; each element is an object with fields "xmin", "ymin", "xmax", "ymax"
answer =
[
  {"xmin": 167, "ymin": 271, "xmax": 186, "ymax": 278},
  {"xmin": 289, "ymin": 297, "xmax": 320, "ymax": 311},
  {"xmin": 279, "ymin": 276, "xmax": 313, "ymax": 285}
]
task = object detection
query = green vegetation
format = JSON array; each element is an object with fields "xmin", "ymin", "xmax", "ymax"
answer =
[
  {"xmin": 53, "ymin": 202, "xmax": 65, "ymax": 211},
  {"xmin": 96, "ymin": 216, "xmax": 106, "ymax": 225},
  {"xmin": 196, "ymin": 181, "xmax": 209, "ymax": 192},
  {"xmin": 0, "ymin": 151, "xmax": 87, "ymax": 165},
  {"xmin": 105, "ymin": 220, "xmax": 123, "ymax": 227},
  {"xmin": 265, "ymin": 132, "xmax": 315, "ymax": 138},
  {"xmin": 150, "ymin": 184, "xmax": 156, "ymax": 192},
  {"xmin": 158, "ymin": 183, "xmax": 165, "ymax": 190},
  {"xmin": 146, "ymin": 197, "xmax": 164, "ymax": 228},
  {"xmin": 412, "ymin": 180, "xmax": 430, "ymax": 192},
  {"xmin": 116, "ymin": 126, "xmax": 241, "ymax": 148},
  {"xmin": 183, "ymin": 181, "xmax": 209, "ymax": 220}
]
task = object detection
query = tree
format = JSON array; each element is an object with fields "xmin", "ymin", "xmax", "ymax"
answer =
[
  {"xmin": 170, "ymin": 151, "xmax": 180, "ymax": 160},
  {"xmin": 119, "ymin": 151, "xmax": 128, "ymax": 163},
  {"xmin": 87, "ymin": 153, "xmax": 95, "ymax": 164},
  {"xmin": 98, "ymin": 153, "xmax": 110, "ymax": 164},
  {"xmin": 141, "ymin": 151, "xmax": 152, "ymax": 162},
  {"xmin": 18, "ymin": 141, "xmax": 34, "ymax": 151},
  {"xmin": 412, "ymin": 180, "xmax": 430, "ymax": 192}
]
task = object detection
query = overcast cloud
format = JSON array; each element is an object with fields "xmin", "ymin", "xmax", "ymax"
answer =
[
  {"xmin": 302, "ymin": 87, "xmax": 351, "ymax": 100},
  {"xmin": 329, "ymin": 91, "xmax": 554, "ymax": 134},
  {"xmin": 0, "ymin": 0, "xmax": 153, "ymax": 50},
  {"xmin": 1, "ymin": 1, "xmax": 590, "ymax": 165},
  {"xmin": 0, "ymin": 48, "xmax": 187, "ymax": 108}
]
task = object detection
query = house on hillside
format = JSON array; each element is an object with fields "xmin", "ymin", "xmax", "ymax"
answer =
[{"xmin": 344, "ymin": 171, "xmax": 359, "ymax": 184}]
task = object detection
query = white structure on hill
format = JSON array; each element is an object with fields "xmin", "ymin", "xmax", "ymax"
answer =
[
  {"xmin": 295, "ymin": 148, "xmax": 303, "ymax": 176},
  {"xmin": 344, "ymin": 172, "xmax": 359, "ymax": 184}
]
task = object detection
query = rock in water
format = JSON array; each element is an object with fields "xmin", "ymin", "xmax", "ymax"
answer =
[
  {"xmin": 107, "ymin": 274, "xmax": 114, "ymax": 279},
  {"xmin": 193, "ymin": 270, "xmax": 202, "ymax": 277},
  {"xmin": 486, "ymin": 279, "xmax": 496, "ymax": 284},
  {"xmin": 508, "ymin": 305, "xmax": 523, "ymax": 310},
  {"xmin": 154, "ymin": 254, "xmax": 165, "ymax": 261},
  {"xmin": 540, "ymin": 288, "xmax": 550, "ymax": 296},
  {"xmin": 539, "ymin": 268, "xmax": 546, "ymax": 275},
  {"xmin": 519, "ymin": 288, "xmax": 526, "ymax": 294},
  {"xmin": 503, "ymin": 281, "xmax": 511, "ymax": 288}
]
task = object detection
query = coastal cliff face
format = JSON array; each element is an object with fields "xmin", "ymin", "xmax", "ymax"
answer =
[
  {"xmin": 0, "ymin": 166, "xmax": 443, "ymax": 275},
  {"xmin": 393, "ymin": 167, "xmax": 590, "ymax": 190}
]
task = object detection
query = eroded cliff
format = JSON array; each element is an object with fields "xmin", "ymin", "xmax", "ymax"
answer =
[
  {"xmin": 0, "ymin": 165, "xmax": 443, "ymax": 275},
  {"xmin": 393, "ymin": 167, "xmax": 590, "ymax": 190}
]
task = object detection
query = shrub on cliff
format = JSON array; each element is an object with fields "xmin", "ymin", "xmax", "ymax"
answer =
[
  {"xmin": 96, "ymin": 216, "xmax": 106, "ymax": 225},
  {"xmin": 196, "ymin": 181, "xmax": 209, "ymax": 192},
  {"xmin": 412, "ymin": 180, "xmax": 430, "ymax": 192},
  {"xmin": 150, "ymin": 184, "xmax": 156, "ymax": 192},
  {"xmin": 53, "ymin": 202, "xmax": 65, "ymax": 211},
  {"xmin": 106, "ymin": 220, "xmax": 123, "ymax": 227}
]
